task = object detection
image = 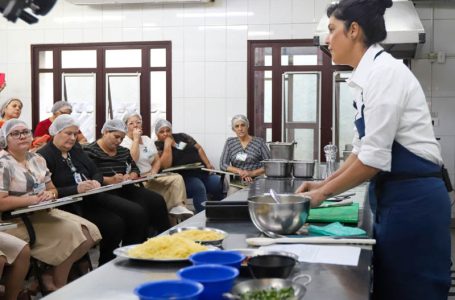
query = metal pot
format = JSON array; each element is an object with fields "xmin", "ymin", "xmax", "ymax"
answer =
[
  {"xmin": 262, "ymin": 159, "xmax": 291, "ymax": 178},
  {"xmin": 291, "ymin": 160, "xmax": 315, "ymax": 178},
  {"xmin": 268, "ymin": 142, "xmax": 296, "ymax": 160}
]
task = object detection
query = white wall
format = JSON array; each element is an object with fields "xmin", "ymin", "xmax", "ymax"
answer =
[
  {"xmin": 0, "ymin": 0, "xmax": 454, "ymax": 180},
  {"xmin": 0, "ymin": 0, "xmax": 330, "ymax": 166},
  {"xmin": 414, "ymin": 3, "xmax": 455, "ymax": 183}
]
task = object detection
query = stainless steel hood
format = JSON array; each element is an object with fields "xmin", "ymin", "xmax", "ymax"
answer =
[{"xmin": 313, "ymin": 0, "xmax": 425, "ymax": 59}]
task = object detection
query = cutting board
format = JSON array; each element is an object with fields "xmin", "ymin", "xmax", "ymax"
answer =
[{"xmin": 308, "ymin": 202, "xmax": 359, "ymax": 224}]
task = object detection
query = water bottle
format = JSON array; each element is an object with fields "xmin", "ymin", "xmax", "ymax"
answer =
[{"xmin": 323, "ymin": 143, "xmax": 338, "ymax": 179}]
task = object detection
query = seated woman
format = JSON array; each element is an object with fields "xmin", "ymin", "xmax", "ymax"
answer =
[
  {"xmin": 0, "ymin": 119, "xmax": 101, "ymax": 291},
  {"xmin": 84, "ymin": 119, "xmax": 171, "ymax": 236},
  {"xmin": 121, "ymin": 113, "xmax": 193, "ymax": 219},
  {"xmin": 0, "ymin": 98, "xmax": 22, "ymax": 128},
  {"xmin": 220, "ymin": 114, "xmax": 271, "ymax": 194},
  {"xmin": 38, "ymin": 115, "xmax": 150, "ymax": 265},
  {"xmin": 154, "ymin": 119, "xmax": 224, "ymax": 213},
  {"xmin": 33, "ymin": 101, "xmax": 87, "ymax": 147},
  {"xmin": 0, "ymin": 233, "xmax": 30, "ymax": 300}
]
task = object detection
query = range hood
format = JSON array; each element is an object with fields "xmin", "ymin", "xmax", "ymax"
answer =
[{"xmin": 313, "ymin": 0, "xmax": 425, "ymax": 59}]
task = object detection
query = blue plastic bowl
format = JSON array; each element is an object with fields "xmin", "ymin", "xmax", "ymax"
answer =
[
  {"xmin": 189, "ymin": 250, "xmax": 245, "ymax": 269},
  {"xmin": 134, "ymin": 279, "xmax": 204, "ymax": 300},
  {"xmin": 178, "ymin": 264, "xmax": 239, "ymax": 300}
]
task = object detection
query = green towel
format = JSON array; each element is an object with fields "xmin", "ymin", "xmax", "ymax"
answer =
[
  {"xmin": 308, "ymin": 222, "xmax": 366, "ymax": 236},
  {"xmin": 308, "ymin": 202, "xmax": 359, "ymax": 224}
]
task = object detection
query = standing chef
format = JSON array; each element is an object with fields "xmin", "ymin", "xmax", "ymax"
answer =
[{"xmin": 296, "ymin": 0, "xmax": 452, "ymax": 299}]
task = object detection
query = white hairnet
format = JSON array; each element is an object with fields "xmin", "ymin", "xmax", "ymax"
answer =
[
  {"xmin": 122, "ymin": 111, "xmax": 142, "ymax": 124},
  {"xmin": 49, "ymin": 114, "xmax": 80, "ymax": 136},
  {"xmin": 154, "ymin": 119, "xmax": 172, "ymax": 135},
  {"xmin": 1, "ymin": 98, "xmax": 23, "ymax": 118},
  {"xmin": 101, "ymin": 119, "xmax": 126, "ymax": 134},
  {"xmin": 51, "ymin": 101, "xmax": 72, "ymax": 114},
  {"xmin": 0, "ymin": 119, "xmax": 29, "ymax": 149},
  {"xmin": 231, "ymin": 114, "xmax": 249, "ymax": 130}
]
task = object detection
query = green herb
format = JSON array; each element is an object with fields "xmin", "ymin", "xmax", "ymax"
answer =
[{"xmin": 240, "ymin": 287, "xmax": 295, "ymax": 300}]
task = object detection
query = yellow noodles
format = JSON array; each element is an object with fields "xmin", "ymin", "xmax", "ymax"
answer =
[
  {"xmin": 128, "ymin": 235, "xmax": 208, "ymax": 259},
  {"xmin": 173, "ymin": 229, "xmax": 225, "ymax": 242}
]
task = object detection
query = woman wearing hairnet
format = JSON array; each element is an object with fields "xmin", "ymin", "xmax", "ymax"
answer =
[
  {"xmin": 121, "ymin": 112, "xmax": 193, "ymax": 220},
  {"xmin": 37, "ymin": 115, "xmax": 150, "ymax": 265},
  {"xmin": 220, "ymin": 114, "xmax": 271, "ymax": 194},
  {"xmin": 296, "ymin": 0, "xmax": 451, "ymax": 298},
  {"xmin": 154, "ymin": 119, "xmax": 224, "ymax": 213},
  {"xmin": 0, "ymin": 98, "xmax": 22, "ymax": 128},
  {"xmin": 0, "ymin": 119, "xmax": 100, "ymax": 291},
  {"xmin": 84, "ymin": 119, "xmax": 171, "ymax": 236},
  {"xmin": 33, "ymin": 101, "xmax": 87, "ymax": 148}
]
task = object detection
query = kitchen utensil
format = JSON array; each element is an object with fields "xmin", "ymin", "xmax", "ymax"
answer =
[
  {"xmin": 189, "ymin": 250, "xmax": 245, "ymax": 269},
  {"xmin": 134, "ymin": 279, "xmax": 204, "ymax": 300},
  {"xmin": 325, "ymin": 193, "xmax": 356, "ymax": 202},
  {"xmin": 291, "ymin": 160, "xmax": 315, "ymax": 178},
  {"xmin": 229, "ymin": 276, "xmax": 311, "ymax": 300},
  {"xmin": 268, "ymin": 141, "xmax": 296, "ymax": 160},
  {"xmin": 178, "ymin": 264, "xmax": 239, "ymax": 300},
  {"xmin": 248, "ymin": 194, "xmax": 310, "ymax": 235},
  {"xmin": 323, "ymin": 143, "xmax": 338, "ymax": 178},
  {"xmin": 245, "ymin": 236, "xmax": 376, "ymax": 247},
  {"xmin": 247, "ymin": 254, "xmax": 297, "ymax": 279},
  {"xmin": 262, "ymin": 159, "xmax": 292, "ymax": 177},
  {"xmin": 312, "ymin": 199, "xmax": 353, "ymax": 209},
  {"xmin": 269, "ymin": 188, "xmax": 282, "ymax": 204}
]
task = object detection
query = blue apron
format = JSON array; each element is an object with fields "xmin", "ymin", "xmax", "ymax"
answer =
[{"xmin": 354, "ymin": 51, "xmax": 451, "ymax": 300}]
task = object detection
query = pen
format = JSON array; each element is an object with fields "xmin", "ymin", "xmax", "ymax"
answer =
[{"xmin": 81, "ymin": 173, "xmax": 89, "ymax": 181}]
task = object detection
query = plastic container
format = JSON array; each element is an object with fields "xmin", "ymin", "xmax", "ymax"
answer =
[
  {"xmin": 134, "ymin": 279, "xmax": 204, "ymax": 300},
  {"xmin": 178, "ymin": 264, "xmax": 239, "ymax": 300},
  {"xmin": 189, "ymin": 250, "xmax": 245, "ymax": 269}
]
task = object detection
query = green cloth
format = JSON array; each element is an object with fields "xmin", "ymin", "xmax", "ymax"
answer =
[
  {"xmin": 308, "ymin": 222, "xmax": 366, "ymax": 237},
  {"xmin": 308, "ymin": 202, "xmax": 359, "ymax": 224}
]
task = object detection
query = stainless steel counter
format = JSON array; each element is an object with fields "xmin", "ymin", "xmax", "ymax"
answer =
[{"xmin": 43, "ymin": 179, "xmax": 372, "ymax": 300}]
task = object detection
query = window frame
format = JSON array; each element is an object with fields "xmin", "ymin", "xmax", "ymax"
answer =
[{"xmin": 31, "ymin": 41, "xmax": 172, "ymax": 138}]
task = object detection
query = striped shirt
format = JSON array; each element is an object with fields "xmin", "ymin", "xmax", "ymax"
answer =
[
  {"xmin": 83, "ymin": 142, "xmax": 140, "ymax": 176},
  {"xmin": 219, "ymin": 136, "xmax": 271, "ymax": 171}
]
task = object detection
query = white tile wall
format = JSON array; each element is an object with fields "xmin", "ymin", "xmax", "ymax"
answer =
[{"xmin": 0, "ymin": 0, "xmax": 454, "ymax": 172}]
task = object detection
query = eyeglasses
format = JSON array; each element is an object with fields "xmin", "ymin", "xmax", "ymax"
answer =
[
  {"xmin": 9, "ymin": 129, "xmax": 32, "ymax": 139},
  {"xmin": 59, "ymin": 110, "xmax": 72, "ymax": 115}
]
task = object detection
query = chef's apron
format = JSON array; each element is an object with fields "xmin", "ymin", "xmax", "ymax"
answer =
[{"xmin": 353, "ymin": 52, "xmax": 451, "ymax": 299}]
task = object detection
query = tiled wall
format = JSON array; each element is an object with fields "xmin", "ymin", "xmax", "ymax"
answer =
[
  {"xmin": 414, "ymin": 3, "xmax": 455, "ymax": 183},
  {"xmin": 0, "ymin": 0, "xmax": 454, "ymax": 180}
]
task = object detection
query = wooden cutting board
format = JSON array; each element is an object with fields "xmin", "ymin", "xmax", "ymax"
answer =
[{"xmin": 307, "ymin": 202, "xmax": 359, "ymax": 224}]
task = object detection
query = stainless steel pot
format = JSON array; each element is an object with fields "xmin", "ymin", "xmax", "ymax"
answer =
[
  {"xmin": 262, "ymin": 159, "xmax": 291, "ymax": 177},
  {"xmin": 268, "ymin": 142, "xmax": 296, "ymax": 160},
  {"xmin": 291, "ymin": 160, "xmax": 315, "ymax": 178}
]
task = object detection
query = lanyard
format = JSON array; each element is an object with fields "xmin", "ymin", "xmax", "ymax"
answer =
[{"xmin": 65, "ymin": 153, "xmax": 85, "ymax": 183}]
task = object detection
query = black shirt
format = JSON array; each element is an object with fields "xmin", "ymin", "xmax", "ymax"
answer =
[{"xmin": 155, "ymin": 133, "xmax": 202, "ymax": 167}]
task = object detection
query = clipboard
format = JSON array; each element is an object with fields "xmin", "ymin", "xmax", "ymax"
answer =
[{"xmin": 162, "ymin": 163, "xmax": 203, "ymax": 173}]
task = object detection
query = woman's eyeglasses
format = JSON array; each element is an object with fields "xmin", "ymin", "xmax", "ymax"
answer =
[{"xmin": 9, "ymin": 129, "xmax": 32, "ymax": 139}]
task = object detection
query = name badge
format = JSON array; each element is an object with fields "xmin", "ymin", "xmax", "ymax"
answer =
[
  {"xmin": 32, "ymin": 182, "xmax": 45, "ymax": 194},
  {"xmin": 176, "ymin": 141, "xmax": 187, "ymax": 150},
  {"xmin": 235, "ymin": 152, "xmax": 248, "ymax": 162},
  {"xmin": 73, "ymin": 172, "xmax": 83, "ymax": 184}
]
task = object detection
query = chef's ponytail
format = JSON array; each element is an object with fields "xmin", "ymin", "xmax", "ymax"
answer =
[{"xmin": 327, "ymin": 0, "xmax": 393, "ymax": 47}]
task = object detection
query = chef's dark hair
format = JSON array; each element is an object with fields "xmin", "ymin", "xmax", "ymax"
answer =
[{"xmin": 327, "ymin": 0, "xmax": 393, "ymax": 47}]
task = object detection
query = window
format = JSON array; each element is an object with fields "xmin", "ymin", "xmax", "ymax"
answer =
[
  {"xmin": 31, "ymin": 42, "xmax": 172, "ymax": 141},
  {"xmin": 247, "ymin": 40, "xmax": 351, "ymax": 161}
]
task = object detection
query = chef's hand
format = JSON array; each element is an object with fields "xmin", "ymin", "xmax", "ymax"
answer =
[
  {"xmin": 297, "ymin": 189, "xmax": 326, "ymax": 208},
  {"xmin": 295, "ymin": 180, "xmax": 325, "ymax": 193}
]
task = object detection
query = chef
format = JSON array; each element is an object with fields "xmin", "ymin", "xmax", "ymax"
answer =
[{"xmin": 296, "ymin": 0, "xmax": 452, "ymax": 299}]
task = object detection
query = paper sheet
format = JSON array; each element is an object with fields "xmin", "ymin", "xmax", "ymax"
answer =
[{"xmin": 259, "ymin": 244, "xmax": 361, "ymax": 266}]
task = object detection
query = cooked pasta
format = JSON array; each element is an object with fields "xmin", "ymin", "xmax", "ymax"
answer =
[
  {"xmin": 173, "ymin": 229, "xmax": 225, "ymax": 241},
  {"xmin": 128, "ymin": 235, "xmax": 208, "ymax": 259}
]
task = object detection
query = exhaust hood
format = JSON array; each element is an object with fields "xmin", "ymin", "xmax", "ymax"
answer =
[{"xmin": 313, "ymin": 0, "xmax": 425, "ymax": 59}]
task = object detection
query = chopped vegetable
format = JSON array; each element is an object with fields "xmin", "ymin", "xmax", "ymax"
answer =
[{"xmin": 240, "ymin": 287, "xmax": 295, "ymax": 300}]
